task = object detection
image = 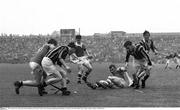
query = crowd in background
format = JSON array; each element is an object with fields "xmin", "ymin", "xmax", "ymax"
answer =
[{"xmin": 1, "ymin": 33, "xmax": 180, "ymax": 64}]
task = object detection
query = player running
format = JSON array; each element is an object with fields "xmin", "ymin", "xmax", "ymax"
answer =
[
  {"xmin": 41, "ymin": 43, "xmax": 76, "ymax": 96},
  {"xmin": 69, "ymin": 35, "xmax": 93, "ymax": 84},
  {"xmin": 14, "ymin": 39, "xmax": 57, "ymax": 96},
  {"xmin": 139, "ymin": 30, "xmax": 158, "ymax": 54},
  {"xmin": 86, "ymin": 64, "xmax": 133, "ymax": 89},
  {"xmin": 124, "ymin": 40, "xmax": 152, "ymax": 89}
]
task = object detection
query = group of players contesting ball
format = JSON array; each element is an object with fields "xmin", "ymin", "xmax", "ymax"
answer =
[{"xmin": 13, "ymin": 30, "xmax": 180, "ymax": 96}]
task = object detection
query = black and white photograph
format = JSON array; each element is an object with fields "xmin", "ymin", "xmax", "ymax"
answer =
[{"xmin": 0, "ymin": 0, "xmax": 180, "ymax": 108}]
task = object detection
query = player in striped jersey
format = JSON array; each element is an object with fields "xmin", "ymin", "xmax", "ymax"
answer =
[
  {"xmin": 124, "ymin": 41, "xmax": 152, "ymax": 89},
  {"xmin": 41, "ymin": 43, "xmax": 76, "ymax": 96},
  {"xmin": 139, "ymin": 30, "xmax": 158, "ymax": 54},
  {"xmin": 69, "ymin": 35, "xmax": 93, "ymax": 84},
  {"xmin": 14, "ymin": 39, "xmax": 57, "ymax": 96}
]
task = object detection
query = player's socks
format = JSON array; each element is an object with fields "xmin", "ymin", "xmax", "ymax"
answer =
[
  {"xmin": 82, "ymin": 72, "xmax": 90, "ymax": 83},
  {"xmin": 82, "ymin": 76, "xmax": 87, "ymax": 83},
  {"xmin": 37, "ymin": 84, "xmax": 44, "ymax": 96},
  {"xmin": 132, "ymin": 74, "xmax": 138, "ymax": 85},
  {"xmin": 40, "ymin": 82, "xmax": 48, "ymax": 94},
  {"xmin": 42, "ymin": 87, "xmax": 48, "ymax": 94},
  {"xmin": 77, "ymin": 74, "xmax": 82, "ymax": 84},
  {"xmin": 141, "ymin": 80, "xmax": 145, "ymax": 88},
  {"xmin": 134, "ymin": 77, "xmax": 140, "ymax": 89},
  {"xmin": 42, "ymin": 81, "xmax": 47, "ymax": 87},
  {"xmin": 14, "ymin": 81, "xmax": 23, "ymax": 94},
  {"xmin": 141, "ymin": 74, "xmax": 149, "ymax": 88}
]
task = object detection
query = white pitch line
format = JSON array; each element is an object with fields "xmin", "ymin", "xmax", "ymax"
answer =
[{"xmin": 135, "ymin": 90, "xmax": 144, "ymax": 93}]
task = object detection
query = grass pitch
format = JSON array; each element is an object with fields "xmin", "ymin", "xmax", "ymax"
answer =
[{"xmin": 0, "ymin": 63, "xmax": 180, "ymax": 107}]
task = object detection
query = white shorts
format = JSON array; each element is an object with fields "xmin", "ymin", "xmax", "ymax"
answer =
[
  {"xmin": 108, "ymin": 76, "xmax": 127, "ymax": 88},
  {"xmin": 175, "ymin": 58, "xmax": 180, "ymax": 65},
  {"xmin": 166, "ymin": 59, "xmax": 175, "ymax": 67},
  {"xmin": 41, "ymin": 57, "xmax": 65, "ymax": 77},
  {"xmin": 29, "ymin": 62, "xmax": 39, "ymax": 70}
]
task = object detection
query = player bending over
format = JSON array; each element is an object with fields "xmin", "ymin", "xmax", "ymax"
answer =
[
  {"xmin": 68, "ymin": 35, "xmax": 93, "ymax": 84},
  {"xmin": 14, "ymin": 39, "xmax": 57, "ymax": 96},
  {"xmin": 40, "ymin": 43, "xmax": 76, "ymax": 96},
  {"xmin": 124, "ymin": 40, "xmax": 152, "ymax": 89},
  {"xmin": 174, "ymin": 53, "xmax": 180, "ymax": 69},
  {"xmin": 164, "ymin": 53, "xmax": 176, "ymax": 69},
  {"xmin": 86, "ymin": 64, "xmax": 133, "ymax": 89}
]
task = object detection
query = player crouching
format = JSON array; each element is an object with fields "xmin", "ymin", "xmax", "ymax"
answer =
[{"xmin": 86, "ymin": 64, "xmax": 134, "ymax": 89}]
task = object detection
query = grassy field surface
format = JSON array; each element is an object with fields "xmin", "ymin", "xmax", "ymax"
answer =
[{"xmin": 0, "ymin": 63, "xmax": 180, "ymax": 107}]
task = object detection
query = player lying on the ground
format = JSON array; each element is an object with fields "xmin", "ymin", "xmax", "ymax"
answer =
[
  {"xmin": 14, "ymin": 39, "xmax": 57, "ymax": 96},
  {"xmin": 124, "ymin": 40, "xmax": 152, "ymax": 89},
  {"xmin": 68, "ymin": 35, "xmax": 93, "ymax": 84},
  {"xmin": 86, "ymin": 64, "xmax": 134, "ymax": 89}
]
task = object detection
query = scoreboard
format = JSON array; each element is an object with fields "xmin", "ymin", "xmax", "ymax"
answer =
[{"xmin": 60, "ymin": 29, "xmax": 75, "ymax": 38}]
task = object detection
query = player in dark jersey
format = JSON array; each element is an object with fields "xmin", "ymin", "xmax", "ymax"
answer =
[
  {"xmin": 14, "ymin": 39, "xmax": 57, "ymax": 96},
  {"xmin": 69, "ymin": 35, "xmax": 93, "ymax": 84},
  {"xmin": 41, "ymin": 43, "xmax": 76, "ymax": 96},
  {"xmin": 139, "ymin": 30, "xmax": 158, "ymax": 54},
  {"xmin": 86, "ymin": 64, "xmax": 133, "ymax": 89},
  {"xmin": 124, "ymin": 40, "xmax": 152, "ymax": 89}
]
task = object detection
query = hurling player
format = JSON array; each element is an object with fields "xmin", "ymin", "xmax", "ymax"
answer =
[
  {"xmin": 41, "ymin": 43, "xmax": 76, "ymax": 96},
  {"xmin": 86, "ymin": 64, "xmax": 133, "ymax": 89},
  {"xmin": 164, "ymin": 53, "xmax": 176, "ymax": 69},
  {"xmin": 164, "ymin": 52, "xmax": 180, "ymax": 69},
  {"xmin": 139, "ymin": 30, "xmax": 158, "ymax": 54},
  {"xmin": 69, "ymin": 35, "xmax": 93, "ymax": 84},
  {"xmin": 124, "ymin": 40, "xmax": 152, "ymax": 89},
  {"xmin": 14, "ymin": 39, "xmax": 57, "ymax": 96},
  {"xmin": 174, "ymin": 52, "xmax": 180, "ymax": 69}
]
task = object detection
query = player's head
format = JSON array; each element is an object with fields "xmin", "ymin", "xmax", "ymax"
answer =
[
  {"xmin": 47, "ymin": 39, "xmax": 58, "ymax": 49},
  {"xmin": 109, "ymin": 64, "xmax": 116, "ymax": 74},
  {"xmin": 75, "ymin": 35, "xmax": 82, "ymax": 43},
  {"xmin": 123, "ymin": 40, "xmax": 134, "ymax": 52},
  {"xmin": 143, "ymin": 30, "xmax": 150, "ymax": 41},
  {"xmin": 67, "ymin": 42, "xmax": 76, "ymax": 55}
]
